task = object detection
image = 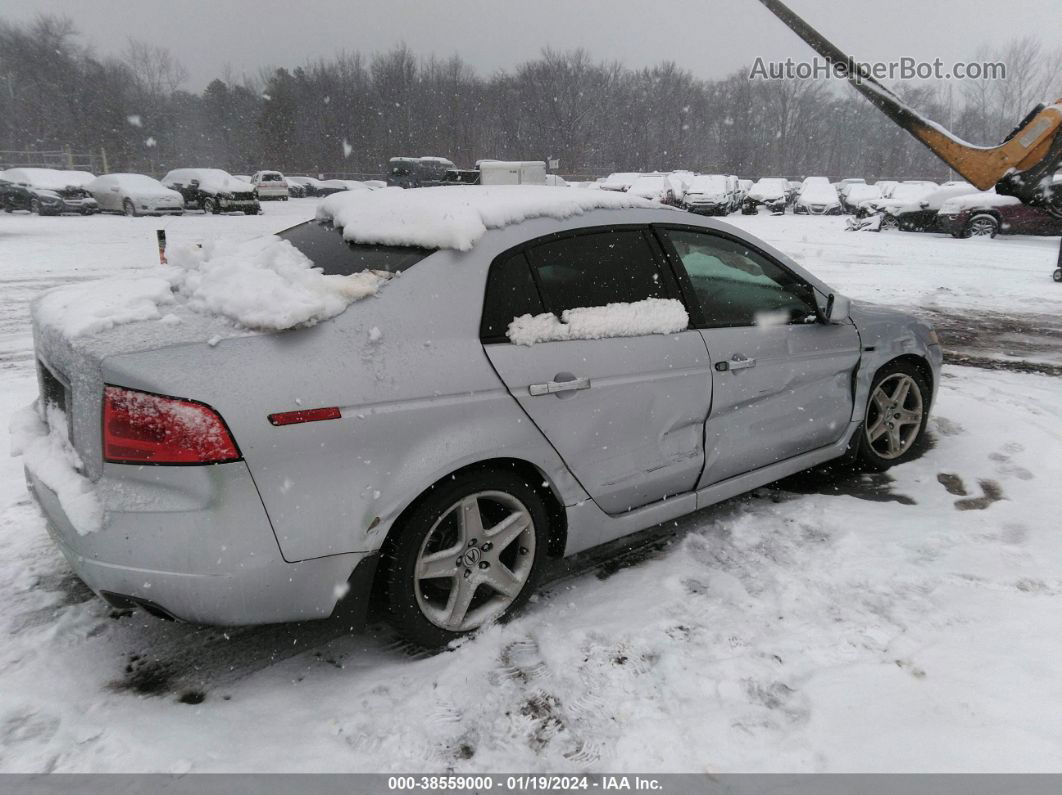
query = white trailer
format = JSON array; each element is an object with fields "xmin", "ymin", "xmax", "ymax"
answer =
[{"xmin": 477, "ymin": 160, "xmax": 548, "ymax": 186}]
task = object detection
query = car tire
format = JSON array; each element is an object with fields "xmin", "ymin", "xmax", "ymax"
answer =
[
  {"xmin": 963, "ymin": 214, "xmax": 998, "ymax": 239},
  {"xmin": 30, "ymin": 198, "xmax": 41, "ymax": 215},
  {"xmin": 203, "ymin": 197, "xmax": 218, "ymax": 214},
  {"xmin": 853, "ymin": 360, "xmax": 931, "ymax": 472},
  {"xmin": 380, "ymin": 469, "xmax": 550, "ymax": 648},
  {"xmin": 1053, "ymin": 268, "xmax": 1062, "ymax": 283},
  {"xmin": 880, "ymin": 215, "xmax": 899, "ymax": 231},
  {"xmin": 123, "ymin": 199, "xmax": 138, "ymax": 217}
]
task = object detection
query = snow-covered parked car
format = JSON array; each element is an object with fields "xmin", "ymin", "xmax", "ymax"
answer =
[
  {"xmin": 793, "ymin": 177, "xmax": 842, "ymax": 215},
  {"xmin": 17, "ymin": 185, "xmax": 941, "ymax": 646},
  {"xmin": 250, "ymin": 170, "xmax": 289, "ymax": 200},
  {"xmin": 892, "ymin": 182, "xmax": 977, "ymax": 232},
  {"xmin": 842, "ymin": 183, "xmax": 882, "ymax": 214},
  {"xmin": 285, "ymin": 176, "xmax": 324, "ymax": 197},
  {"xmin": 742, "ymin": 177, "xmax": 790, "ymax": 214},
  {"xmin": 682, "ymin": 174, "xmax": 736, "ymax": 216},
  {"xmin": 856, "ymin": 181, "xmax": 938, "ymax": 228},
  {"xmin": 599, "ymin": 172, "xmax": 641, "ymax": 192},
  {"xmin": 87, "ymin": 173, "xmax": 185, "ymax": 217},
  {"xmin": 0, "ymin": 168, "xmax": 99, "ymax": 215},
  {"xmin": 625, "ymin": 173, "xmax": 684, "ymax": 205},
  {"xmin": 161, "ymin": 168, "xmax": 260, "ymax": 215},
  {"xmin": 936, "ymin": 191, "xmax": 1062, "ymax": 239}
]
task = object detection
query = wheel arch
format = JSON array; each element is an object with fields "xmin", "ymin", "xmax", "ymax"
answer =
[
  {"xmin": 366, "ymin": 456, "xmax": 569, "ymax": 614},
  {"xmin": 880, "ymin": 353, "xmax": 935, "ymax": 403},
  {"xmin": 377, "ymin": 457, "xmax": 569, "ymax": 562}
]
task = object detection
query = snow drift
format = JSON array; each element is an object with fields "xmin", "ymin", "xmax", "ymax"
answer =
[{"xmin": 34, "ymin": 235, "xmax": 385, "ymax": 340}]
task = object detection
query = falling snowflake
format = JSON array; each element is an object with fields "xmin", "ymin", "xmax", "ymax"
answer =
[
  {"xmin": 127, "ymin": 114, "xmax": 142, "ymax": 127},
  {"xmin": 145, "ymin": 137, "xmax": 157, "ymax": 148},
  {"xmin": 342, "ymin": 139, "xmax": 353, "ymax": 158}
]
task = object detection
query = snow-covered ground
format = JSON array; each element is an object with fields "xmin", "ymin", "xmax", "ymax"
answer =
[{"xmin": 1, "ymin": 201, "xmax": 1060, "ymax": 772}]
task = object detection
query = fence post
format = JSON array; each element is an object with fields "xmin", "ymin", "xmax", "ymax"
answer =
[
  {"xmin": 100, "ymin": 147, "xmax": 109, "ymax": 174},
  {"xmin": 64, "ymin": 145, "xmax": 73, "ymax": 169}
]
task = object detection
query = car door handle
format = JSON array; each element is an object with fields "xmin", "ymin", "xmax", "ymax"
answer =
[
  {"xmin": 716, "ymin": 355, "xmax": 757, "ymax": 372},
  {"xmin": 528, "ymin": 377, "xmax": 591, "ymax": 396}
]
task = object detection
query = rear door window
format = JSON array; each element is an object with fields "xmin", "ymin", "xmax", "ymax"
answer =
[{"xmin": 278, "ymin": 221, "xmax": 432, "ymax": 276}]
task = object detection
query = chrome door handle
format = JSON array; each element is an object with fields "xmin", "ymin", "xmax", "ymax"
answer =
[{"xmin": 528, "ymin": 377, "xmax": 591, "ymax": 396}]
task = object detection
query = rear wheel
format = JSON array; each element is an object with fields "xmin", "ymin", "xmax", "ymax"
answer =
[
  {"xmin": 880, "ymin": 214, "xmax": 898, "ymax": 230},
  {"xmin": 854, "ymin": 360, "xmax": 930, "ymax": 471},
  {"xmin": 381, "ymin": 470, "xmax": 549, "ymax": 648},
  {"xmin": 963, "ymin": 214, "xmax": 998, "ymax": 238},
  {"xmin": 123, "ymin": 199, "xmax": 138, "ymax": 217},
  {"xmin": 203, "ymin": 197, "xmax": 218, "ymax": 214},
  {"xmin": 1053, "ymin": 269, "xmax": 1062, "ymax": 283},
  {"xmin": 30, "ymin": 198, "xmax": 41, "ymax": 215}
]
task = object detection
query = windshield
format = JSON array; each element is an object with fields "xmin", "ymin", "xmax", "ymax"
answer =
[
  {"xmin": 688, "ymin": 175, "xmax": 727, "ymax": 193},
  {"xmin": 278, "ymin": 220, "xmax": 433, "ymax": 276}
]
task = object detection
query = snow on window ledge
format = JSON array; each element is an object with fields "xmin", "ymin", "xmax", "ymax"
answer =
[{"xmin": 507, "ymin": 297, "xmax": 689, "ymax": 346}]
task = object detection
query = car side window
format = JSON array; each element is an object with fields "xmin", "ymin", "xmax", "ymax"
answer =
[
  {"xmin": 480, "ymin": 252, "xmax": 544, "ymax": 341},
  {"xmin": 526, "ymin": 229, "xmax": 670, "ymax": 315},
  {"xmin": 660, "ymin": 228, "xmax": 819, "ymax": 327}
]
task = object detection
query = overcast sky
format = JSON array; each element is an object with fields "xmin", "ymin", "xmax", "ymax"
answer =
[{"xmin": 3, "ymin": 0, "xmax": 1057, "ymax": 90}]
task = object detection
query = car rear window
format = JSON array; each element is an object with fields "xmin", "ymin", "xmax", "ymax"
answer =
[{"xmin": 278, "ymin": 220, "xmax": 433, "ymax": 276}]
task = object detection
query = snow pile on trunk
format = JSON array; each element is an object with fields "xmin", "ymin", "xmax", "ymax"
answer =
[
  {"xmin": 166, "ymin": 236, "xmax": 385, "ymax": 331},
  {"xmin": 9, "ymin": 403, "xmax": 102, "ymax": 536},
  {"xmin": 35, "ymin": 276, "xmax": 175, "ymax": 338},
  {"xmin": 318, "ymin": 185, "xmax": 658, "ymax": 251},
  {"xmin": 507, "ymin": 297, "xmax": 688, "ymax": 346},
  {"xmin": 34, "ymin": 235, "xmax": 385, "ymax": 339}
]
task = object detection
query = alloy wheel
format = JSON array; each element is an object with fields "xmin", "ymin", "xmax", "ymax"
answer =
[
  {"xmin": 865, "ymin": 373, "xmax": 924, "ymax": 460},
  {"xmin": 413, "ymin": 491, "xmax": 536, "ymax": 632},
  {"xmin": 967, "ymin": 217, "xmax": 997, "ymax": 237}
]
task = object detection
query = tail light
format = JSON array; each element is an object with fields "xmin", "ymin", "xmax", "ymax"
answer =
[{"xmin": 103, "ymin": 386, "xmax": 241, "ymax": 464}]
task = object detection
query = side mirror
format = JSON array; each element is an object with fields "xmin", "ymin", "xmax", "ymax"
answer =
[{"xmin": 823, "ymin": 293, "xmax": 852, "ymax": 324}]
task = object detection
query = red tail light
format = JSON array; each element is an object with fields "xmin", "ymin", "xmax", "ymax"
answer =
[{"xmin": 103, "ymin": 386, "xmax": 241, "ymax": 464}]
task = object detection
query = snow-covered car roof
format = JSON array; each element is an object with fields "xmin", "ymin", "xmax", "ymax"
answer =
[
  {"xmin": 316, "ymin": 185, "xmax": 657, "ymax": 250},
  {"xmin": 600, "ymin": 172, "xmax": 641, "ymax": 191},
  {"xmin": 1, "ymin": 168, "xmax": 95, "ymax": 190},
  {"xmin": 686, "ymin": 174, "xmax": 728, "ymax": 193},
  {"xmin": 845, "ymin": 184, "xmax": 882, "ymax": 204},
  {"xmin": 89, "ymin": 173, "xmax": 173, "ymax": 192},
  {"xmin": 939, "ymin": 190, "xmax": 1020, "ymax": 213},
  {"xmin": 902, "ymin": 182, "xmax": 976, "ymax": 212},
  {"xmin": 749, "ymin": 178, "xmax": 788, "ymax": 200},
  {"xmin": 163, "ymin": 169, "xmax": 254, "ymax": 193},
  {"xmin": 798, "ymin": 182, "xmax": 839, "ymax": 204}
]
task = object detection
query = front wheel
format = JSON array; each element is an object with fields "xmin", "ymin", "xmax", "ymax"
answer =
[
  {"xmin": 1053, "ymin": 269, "xmax": 1062, "ymax": 283},
  {"xmin": 30, "ymin": 198, "xmax": 41, "ymax": 215},
  {"xmin": 963, "ymin": 214, "xmax": 998, "ymax": 238},
  {"xmin": 203, "ymin": 197, "xmax": 218, "ymax": 214},
  {"xmin": 880, "ymin": 214, "xmax": 899, "ymax": 231},
  {"xmin": 381, "ymin": 470, "xmax": 549, "ymax": 648},
  {"xmin": 854, "ymin": 360, "xmax": 931, "ymax": 471},
  {"xmin": 123, "ymin": 199, "xmax": 138, "ymax": 217}
]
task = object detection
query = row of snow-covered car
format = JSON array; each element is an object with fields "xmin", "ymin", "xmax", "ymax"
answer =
[
  {"xmin": 594, "ymin": 172, "xmax": 846, "ymax": 216},
  {"xmin": 592, "ymin": 170, "xmax": 1062, "ymax": 238},
  {"xmin": 0, "ymin": 167, "xmax": 384, "ymax": 217},
  {"xmin": 846, "ymin": 177, "xmax": 1062, "ymax": 238}
]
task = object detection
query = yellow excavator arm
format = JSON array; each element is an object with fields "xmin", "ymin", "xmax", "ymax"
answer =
[{"xmin": 758, "ymin": 0, "xmax": 1062, "ymax": 215}]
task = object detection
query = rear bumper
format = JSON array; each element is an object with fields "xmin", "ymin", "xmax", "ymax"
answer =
[{"xmin": 25, "ymin": 461, "xmax": 367, "ymax": 626}]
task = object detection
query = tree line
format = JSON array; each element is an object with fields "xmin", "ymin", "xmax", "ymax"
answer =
[{"xmin": 1, "ymin": 14, "xmax": 1059, "ymax": 181}]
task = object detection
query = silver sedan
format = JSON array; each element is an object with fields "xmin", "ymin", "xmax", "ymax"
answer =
[{"xmin": 25, "ymin": 195, "xmax": 941, "ymax": 647}]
